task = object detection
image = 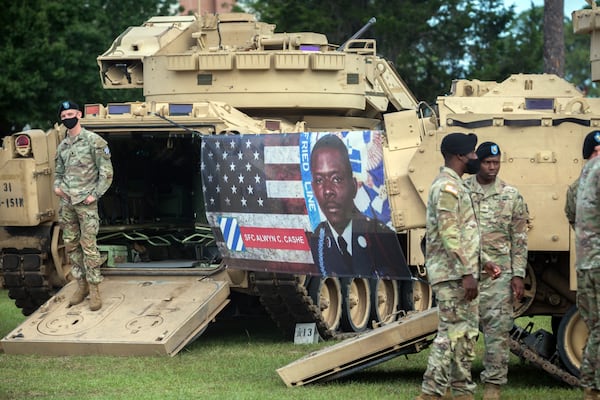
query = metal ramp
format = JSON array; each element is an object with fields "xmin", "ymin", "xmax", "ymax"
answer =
[
  {"xmin": 1, "ymin": 275, "xmax": 230, "ymax": 356},
  {"xmin": 277, "ymin": 307, "xmax": 438, "ymax": 387}
]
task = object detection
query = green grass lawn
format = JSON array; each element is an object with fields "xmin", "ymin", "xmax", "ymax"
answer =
[{"xmin": 0, "ymin": 289, "xmax": 581, "ymax": 400}]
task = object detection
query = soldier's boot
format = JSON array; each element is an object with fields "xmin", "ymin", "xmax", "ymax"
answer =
[
  {"xmin": 441, "ymin": 387, "xmax": 452, "ymax": 399},
  {"xmin": 583, "ymin": 387, "xmax": 600, "ymax": 400},
  {"xmin": 483, "ymin": 383, "xmax": 501, "ymax": 400},
  {"xmin": 89, "ymin": 283, "xmax": 102, "ymax": 311},
  {"xmin": 414, "ymin": 393, "xmax": 441, "ymax": 400},
  {"xmin": 68, "ymin": 279, "xmax": 89, "ymax": 306}
]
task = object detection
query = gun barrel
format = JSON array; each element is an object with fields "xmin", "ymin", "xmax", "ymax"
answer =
[{"xmin": 338, "ymin": 17, "xmax": 377, "ymax": 51}]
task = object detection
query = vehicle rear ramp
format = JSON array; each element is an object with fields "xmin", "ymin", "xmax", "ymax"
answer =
[
  {"xmin": 1, "ymin": 274, "xmax": 230, "ymax": 356},
  {"xmin": 277, "ymin": 307, "xmax": 438, "ymax": 387}
]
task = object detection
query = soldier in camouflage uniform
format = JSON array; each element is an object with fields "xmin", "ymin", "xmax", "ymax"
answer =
[
  {"xmin": 415, "ymin": 132, "xmax": 481, "ymax": 400},
  {"xmin": 464, "ymin": 142, "xmax": 529, "ymax": 400},
  {"xmin": 565, "ymin": 131, "xmax": 600, "ymax": 228},
  {"xmin": 54, "ymin": 101, "xmax": 113, "ymax": 311},
  {"xmin": 575, "ymin": 131, "xmax": 600, "ymax": 400}
]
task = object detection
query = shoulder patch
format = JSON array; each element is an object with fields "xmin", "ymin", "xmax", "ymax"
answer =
[
  {"xmin": 503, "ymin": 185, "xmax": 518, "ymax": 194},
  {"xmin": 441, "ymin": 183, "xmax": 459, "ymax": 197}
]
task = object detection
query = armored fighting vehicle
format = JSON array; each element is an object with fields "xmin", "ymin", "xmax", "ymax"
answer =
[
  {"xmin": 0, "ymin": 2, "xmax": 597, "ymax": 385},
  {"xmin": 0, "ymin": 11, "xmax": 430, "ymax": 355}
]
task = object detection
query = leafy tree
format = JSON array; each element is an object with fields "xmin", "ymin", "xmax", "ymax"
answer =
[
  {"xmin": 468, "ymin": 6, "xmax": 544, "ymax": 80},
  {"xmin": 242, "ymin": 0, "xmax": 516, "ymax": 103},
  {"xmin": 3, "ymin": 0, "xmax": 595, "ymax": 136},
  {"xmin": 0, "ymin": 0, "xmax": 178, "ymax": 135},
  {"xmin": 241, "ymin": 0, "xmax": 600, "ymax": 101},
  {"xmin": 482, "ymin": 4, "xmax": 599, "ymax": 97},
  {"xmin": 369, "ymin": 0, "xmax": 456, "ymax": 102},
  {"xmin": 246, "ymin": 0, "xmax": 371, "ymax": 45},
  {"xmin": 394, "ymin": 0, "xmax": 516, "ymax": 100}
]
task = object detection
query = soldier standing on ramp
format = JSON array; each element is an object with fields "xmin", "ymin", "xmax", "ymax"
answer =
[
  {"xmin": 54, "ymin": 101, "xmax": 113, "ymax": 311},
  {"xmin": 415, "ymin": 132, "xmax": 481, "ymax": 400},
  {"xmin": 464, "ymin": 142, "xmax": 529, "ymax": 400}
]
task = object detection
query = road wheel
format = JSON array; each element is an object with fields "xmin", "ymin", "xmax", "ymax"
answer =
[
  {"xmin": 340, "ymin": 277, "xmax": 371, "ymax": 332},
  {"xmin": 307, "ymin": 277, "xmax": 342, "ymax": 334},
  {"xmin": 49, "ymin": 224, "xmax": 70, "ymax": 286},
  {"xmin": 369, "ymin": 278, "xmax": 399, "ymax": 325},
  {"xmin": 513, "ymin": 263, "xmax": 536, "ymax": 317},
  {"xmin": 401, "ymin": 278, "xmax": 433, "ymax": 311},
  {"xmin": 557, "ymin": 304, "xmax": 588, "ymax": 377}
]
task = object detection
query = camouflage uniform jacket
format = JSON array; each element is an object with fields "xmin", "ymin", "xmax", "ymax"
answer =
[
  {"xmin": 575, "ymin": 156, "xmax": 600, "ymax": 271},
  {"xmin": 465, "ymin": 176, "xmax": 528, "ymax": 278},
  {"xmin": 425, "ymin": 166, "xmax": 480, "ymax": 285},
  {"xmin": 565, "ymin": 178, "xmax": 579, "ymax": 228},
  {"xmin": 54, "ymin": 127, "xmax": 113, "ymax": 205}
]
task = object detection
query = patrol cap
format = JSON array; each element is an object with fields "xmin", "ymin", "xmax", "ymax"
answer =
[
  {"xmin": 476, "ymin": 141, "xmax": 501, "ymax": 160},
  {"xmin": 582, "ymin": 130, "xmax": 600, "ymax": 159},
  {"xmin": 58, "ymin": 101, "xmax": 79, "ymax": 117},
  {"xmin": 440, "ymin": 132, "xmax": 477, "ymax": 155}
]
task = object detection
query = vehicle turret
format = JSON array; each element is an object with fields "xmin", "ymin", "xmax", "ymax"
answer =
[{"xmin": 97, "ymin": 13, "xmax": 417, "ymax": 127}]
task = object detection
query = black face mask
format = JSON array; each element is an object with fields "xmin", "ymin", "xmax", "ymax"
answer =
[
  {"xmin": 62, "ymin": 117, "xmax": 78, "ymax": 129},
  {"xmin": 465, "ymin": 157, "xmax": 481, "ymax": 175}
]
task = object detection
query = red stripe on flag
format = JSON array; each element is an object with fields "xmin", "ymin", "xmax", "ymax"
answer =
[
  {"xmin": 263, "ymin": 134, "xmax": 300, "ymax": 146},
  {"xmin": 239, "ymin": 227, "xmax": 310, "ymax": 250},
  {"xmin": 264, "ymin": 163, "xmax": 301, "ymax": 181}
]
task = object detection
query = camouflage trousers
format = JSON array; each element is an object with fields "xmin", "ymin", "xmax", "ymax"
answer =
[
  {"xmin": 421, "ymin": 280, "xmax": 479, "ymax": 397},
  {"xmin": 577, "ymin": 268, "xmax": 600, "ymax": 390},
  {"xmin": 59, "ymin": 199, "xmax": 103, "ymax": 284},
  {"xmin": 479, "ymin": 273, "xmax": 514, "ymax": 385}
]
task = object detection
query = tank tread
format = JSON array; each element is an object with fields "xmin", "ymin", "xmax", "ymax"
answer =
[
  {"xmin": 509, "ymin": 325, "xmax": 580, "ymax": 387},
  {"xmin": 253, "ymin": 273, "xmax": 336, "ymax": 340},
  {"xmin": 1, "ymin": 250, "xmax": 52, "ymax": 316}
]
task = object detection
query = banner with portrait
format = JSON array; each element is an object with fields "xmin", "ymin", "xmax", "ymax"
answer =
[{"xmin": 201, "ymin": 130, "xmax": 410, "ymax": 279}]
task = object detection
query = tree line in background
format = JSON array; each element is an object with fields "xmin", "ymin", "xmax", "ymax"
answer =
[
  {"xmin": 0, "ymin": 0, "xmax": 179, "ymax": 135},
  {"xmin": 0, "ymin": 0, "xmax": 594, "ymax": 135}
]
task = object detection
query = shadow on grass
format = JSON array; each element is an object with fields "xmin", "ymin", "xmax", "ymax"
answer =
[
  {"xmin": 189, "ymin": 312, "xmax": 287, "ymax": 347},
  {"xmin": 503, "ymin": 363, "xmax": 575, "ymax": 389},
  {"xmin": 336, "ymin": 367, "xmax": 425, "ymax": 384},
  {"xmin": 287, "ymin": 349, "xmax": 577, "ymax": 392}
]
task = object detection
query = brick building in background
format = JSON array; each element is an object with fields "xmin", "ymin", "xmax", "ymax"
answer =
[{"xmin": 179, "ymin": 0, "xmax": 236, "ymax": 14}]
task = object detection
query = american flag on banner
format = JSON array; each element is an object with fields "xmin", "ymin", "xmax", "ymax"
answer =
[{"xmin": 201, "ymin": 133, "xmax": 319, "ymax": 274}]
